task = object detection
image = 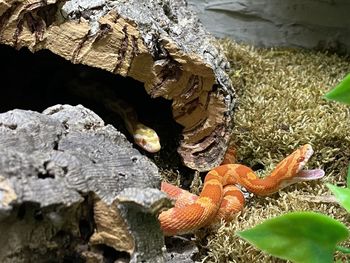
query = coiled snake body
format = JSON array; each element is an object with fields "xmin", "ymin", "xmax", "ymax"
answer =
[
  {"xmin": 112, "ymin": 100, "xmax": 324, "ymax": 236},
  {"xmin": 159, "ymin": 144, "xmax": 324, "ymax": 235}
]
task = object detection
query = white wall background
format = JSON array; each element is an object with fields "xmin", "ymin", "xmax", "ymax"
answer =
[{"xmin": 188, "ymin": 0, "xmax": 350, "ymax": 53}]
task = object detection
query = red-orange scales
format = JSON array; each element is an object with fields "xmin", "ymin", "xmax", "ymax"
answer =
[{"xmin": 159, "ymin": 144, "xmax": 325, "ymax": 235}]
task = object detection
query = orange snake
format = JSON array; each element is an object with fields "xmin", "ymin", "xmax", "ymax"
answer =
[
  {"xmin": 159, "ymin": 144, "xmax": 324, "ymax": 236},
  {"xmin": 110, "ymin": 101, "xmax": 324, "ymax": 236}
]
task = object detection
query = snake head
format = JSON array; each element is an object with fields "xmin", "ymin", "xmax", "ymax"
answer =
[
  {"xmin": 277, "ymin": 144, "xmax": 325, "ymax": 190},
  {"xmin": 134, "ymin": 124, "xmax": 161, "ymax": 153}
]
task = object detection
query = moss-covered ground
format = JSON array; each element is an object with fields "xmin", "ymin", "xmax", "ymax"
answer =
[{"xmin": 196, "ymin": 39, "xmax": 350, "ymax": 262}]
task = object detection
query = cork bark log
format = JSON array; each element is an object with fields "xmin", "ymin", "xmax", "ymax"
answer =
[
  {"xmin": 0, "ymin": 0, "xmax": 235, "ymax": 172},
  {"xmin": 0, "ymin": 104, "xmax": 174, "ymax": 262}
]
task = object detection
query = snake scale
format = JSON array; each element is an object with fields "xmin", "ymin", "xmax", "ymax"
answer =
[{"xmin": 111, "ymin": 99, "xmax": 325, "ymax": 236}]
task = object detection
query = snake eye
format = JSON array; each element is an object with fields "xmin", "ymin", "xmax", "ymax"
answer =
[{"xmin": 141, "ymin": 138, "xmax": 147, "ymax": 146}]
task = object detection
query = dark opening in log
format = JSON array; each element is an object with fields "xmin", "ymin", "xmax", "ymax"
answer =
[
  {"xmin": 0, "ymin": 0, "xmax": 235, "ymax": 172},
  {"xmin": 0, "ymin": 44, "xmax": 184, "ymax": 164}
]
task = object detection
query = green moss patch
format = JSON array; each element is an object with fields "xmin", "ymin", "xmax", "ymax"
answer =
[{"xmin": 200, "ymin": 39, "xmax": 350, "ymax": 262}]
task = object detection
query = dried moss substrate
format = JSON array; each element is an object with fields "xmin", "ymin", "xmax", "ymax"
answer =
[{"xmin": 198, "ymin": 39, "xmax": 350, "ymax": 262}]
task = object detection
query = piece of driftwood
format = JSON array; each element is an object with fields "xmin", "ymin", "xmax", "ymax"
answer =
[
  {"xmin": 0, "ymin": 104, "xmax": 172, "ymax": 262},
  {"xmin": 0, "ymin": 0, "xmax": 235, "ymax": 172}
]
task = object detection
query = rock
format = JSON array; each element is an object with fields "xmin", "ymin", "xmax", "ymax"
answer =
[{"xmin": 188, "ymin": 0, "xmax": 350, "ymax": 54}]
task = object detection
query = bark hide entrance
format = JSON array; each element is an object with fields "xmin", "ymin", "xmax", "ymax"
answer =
[
  {"xmin": 0, "ymin": 44, "xmax": 183, "ymax": 166},
  {"xmin": 0, "ymin": 0, "xmax": 235, "ymax": 172}
]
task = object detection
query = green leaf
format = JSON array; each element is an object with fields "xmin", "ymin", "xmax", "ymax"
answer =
[
  {"xmin": 336, "ymin": 245, "xmax": 350, "ymax": 254},
  {"xmin": 327, "ymin": 183, "xmax": 350, "ymax": 212},
  {"xmin": 237, "ymin": 212, "xmax": 349, "ymax": 263},
  {"xmin": 324, "ymin": 73, "xmax": 350, "ymax": 105}
]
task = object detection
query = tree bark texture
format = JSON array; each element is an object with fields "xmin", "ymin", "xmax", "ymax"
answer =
[
  {"xmin": 0, "ymin": 104, "xmax": 172, "ymax": 262},
  {"xmin": 0, "ymin": 0, "xmax": 235, "ymax": 172}
]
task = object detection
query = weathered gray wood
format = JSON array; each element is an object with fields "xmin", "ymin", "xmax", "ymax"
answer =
[
  {"xmin": 0, "ymin": 0, "xmax": 235, "ymax": 171},
  {"xmin": 0, "ymin": 104, "xmax": 168, "ymax": 262}
]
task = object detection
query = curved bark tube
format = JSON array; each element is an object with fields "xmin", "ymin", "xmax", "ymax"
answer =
[{"xmin": 0, "ymin": 0, "xmax": 235, "ymax": 171}]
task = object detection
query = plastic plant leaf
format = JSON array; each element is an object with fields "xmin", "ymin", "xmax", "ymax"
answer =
[
  {"xmin": 324, "ymin": 73, "xmax": 350, "ymax": 105},
  {"xmin": 237, "ymin": 212, "xmax": 349, "ymax": 263},
  {"xmin": 327, "ymin": 183, "xmax": 350, "ymax": 213}
]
